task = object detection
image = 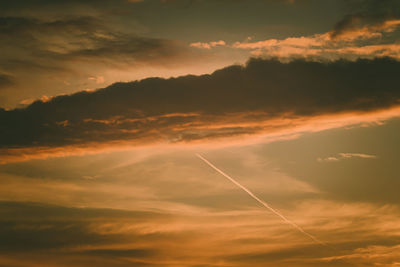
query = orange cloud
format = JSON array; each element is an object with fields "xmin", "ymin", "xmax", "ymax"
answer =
[
  {"xmin": 230, "ymin": 19, "xmax": 400, "ymax": 60},
  {"xmin": 317, "ymin": 152, "xmax": 377, "ymax": 162},
  {"xmin": 1, "ymin": 106, "xmax": 400, "ymax": 164},
  {"xmin": 190, "ymin": 40, "xmax": 226, "ymax": 49}
]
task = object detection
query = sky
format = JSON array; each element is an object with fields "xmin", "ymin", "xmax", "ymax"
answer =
[{"xmin": 1, "ymin": 0, "xmax": 400, "ymax": 266}]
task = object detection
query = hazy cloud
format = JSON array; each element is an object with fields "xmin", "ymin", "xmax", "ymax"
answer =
[
  {"xmin": 0, "ymin": 16, "xmax": 191, "ymax": 69},
  {"xmin": 0, "ymin": 14, "xmax": 209, "ymax": 108},
  {"xmin": 1, "ymin": 198, "xmax": 399, "ymax": 267},
  {"xmin": 317, "ymin": 152, "xmax": 377, "ymax": 162},
  {"xmin": 190, "ymin": 40, "xmax": 226, "ymax": 49},
  {"xmin": 0, "ymin": 73, "xmax": 14, "ymax": 89},
  {"xmin": 339, "ymin": 152, "xmax": 377, "ymax": 159},
  {"xmin": 2, "ymin": 1, "xmax": 400, "ymax": 267}
]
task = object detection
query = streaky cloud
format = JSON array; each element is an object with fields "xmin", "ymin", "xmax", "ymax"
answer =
[{"xmin": 318, "ymin": 152, "xmax": 377, "ymax": 162}]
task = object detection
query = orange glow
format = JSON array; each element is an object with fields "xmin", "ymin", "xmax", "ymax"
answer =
[{"xmin": 2, "ymin": 105, "xmax": 400, "ymax": 164}]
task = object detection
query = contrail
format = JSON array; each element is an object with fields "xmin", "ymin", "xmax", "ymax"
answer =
[{"xmin": 196, "ymin": 153, "xmax": 326, "ymax": 246}]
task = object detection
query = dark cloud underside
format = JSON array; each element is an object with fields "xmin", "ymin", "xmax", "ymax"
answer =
[
  {"xmin": 0, "ymin": 201, "xmax": 167, "ymax": 266},
  {"xmin": 0, "ymin": 57, "xmax": 399, "ymax": 154},
  {"xmin": 330, "ymin": 0, "xmax": 400, "ymax": 39}
]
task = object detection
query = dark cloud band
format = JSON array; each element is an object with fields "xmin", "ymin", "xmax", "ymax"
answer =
[{"xmin": 1, "ymin": 57, "xmax": 400, "ymax": 157}]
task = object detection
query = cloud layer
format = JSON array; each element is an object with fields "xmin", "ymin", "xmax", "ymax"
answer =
[
  {"xmin": 1, "ymin": 57, "xmax": 400, "ymax": 162},
  {"xmin": 189, "ymin": 0, "xmax": 400, "ymax": 61},
  {"xmin": 0, "ymin": 10, "xmax": 219, "ymax": 108},
  {"xmin": 231, "ymin": 16, "xmax": 400, "ymax": 60},
  {"xmin": 1, "ymin": 147, "xmax": 400, "ymax": 266}
]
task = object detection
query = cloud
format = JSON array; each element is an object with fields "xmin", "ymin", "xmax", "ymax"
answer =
[
  {"xmin": 317, "ymin": 156, "xmax": 340, "ymax": 162},
  {"xmin": 0, "ymin": 14, "xmax": 212, "ymax": 108},
  {"xmin": 0, "ymin": 201, "xmax": 166, "ymax": 266},
  {"xmin": 338, "ymin": 152, "xmax": 377, "ymax": 159},
  {"xmin": 0, "ymin": 16, "xmax": 192, "ymax": 68},
  {"xmin": 231, "ymin": 17, "xmax": 400, "ymax": 60},
  {"xmin": 227, "ymin": 0, "xmax": 400, "ymax": 61},
  {"xmin": 0, "ymin": 73, "xmax": 14, "ymax": 89},
  {"xmin": 1, "ymin": 57, "xmax": 400, "ymax": 162},
  {"xmin": 0, "ymin": 149, "xmax": 399, "ymax": 266},
  {"xmin": 320, "ymin": 244, "xmax": 400, "ymax": 266},
  {"xmin": 330, "ymin": 16, "xmax": 400, "ymax": 41},
  {"xmin": 0, "ymin": 201, "xmax": 161, "ymax": 250},
  {"xmin": 330, "ymin": 0, "xmax": 400, "ymax": 39},
  {"xmin": 317, "ymin": 152, "xmax": 377, "ymax": 162},
  {"xmin": 1, "ymin": 198, "xmax": 400, "ymax": 267},
  {"xmin": 88, "ymin": 76, "xmax": 105, "ymax": 84},
  {"xmin": 190, "ymin": 40, "xmax": 226, "ymax": 49}
]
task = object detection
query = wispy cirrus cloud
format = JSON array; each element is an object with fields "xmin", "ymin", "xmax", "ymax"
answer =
[
  {"xmin": 190, "ymin": 40, "xmax": 226, "ymax": 49},
  {"xmin": 0, "ymin": 135, "xmax": 398, "ymax": 267},
  {"xmin": 317, "ymin": 152, "xmax": 377, "ymax": 162},
  {"xmin": 0, "ymin": 16, "xmax": 194, "ymax": 69},
  {"xmin": 1, "ymin": 195, "xmax": 400, "ymax": 266},
  {"xmin": 339, "ymin": 152, "xmax": 377, "ymax": 159}
]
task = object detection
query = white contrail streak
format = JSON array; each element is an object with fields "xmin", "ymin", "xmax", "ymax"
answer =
[{"xmin": 196, "ymin": 153, "xmax": 326, "ymax": 246}]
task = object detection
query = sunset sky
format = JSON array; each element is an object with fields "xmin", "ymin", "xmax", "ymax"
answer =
[{"xmin": 1, "ymin": 0, "xmax": 400, "ymax": 266}]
